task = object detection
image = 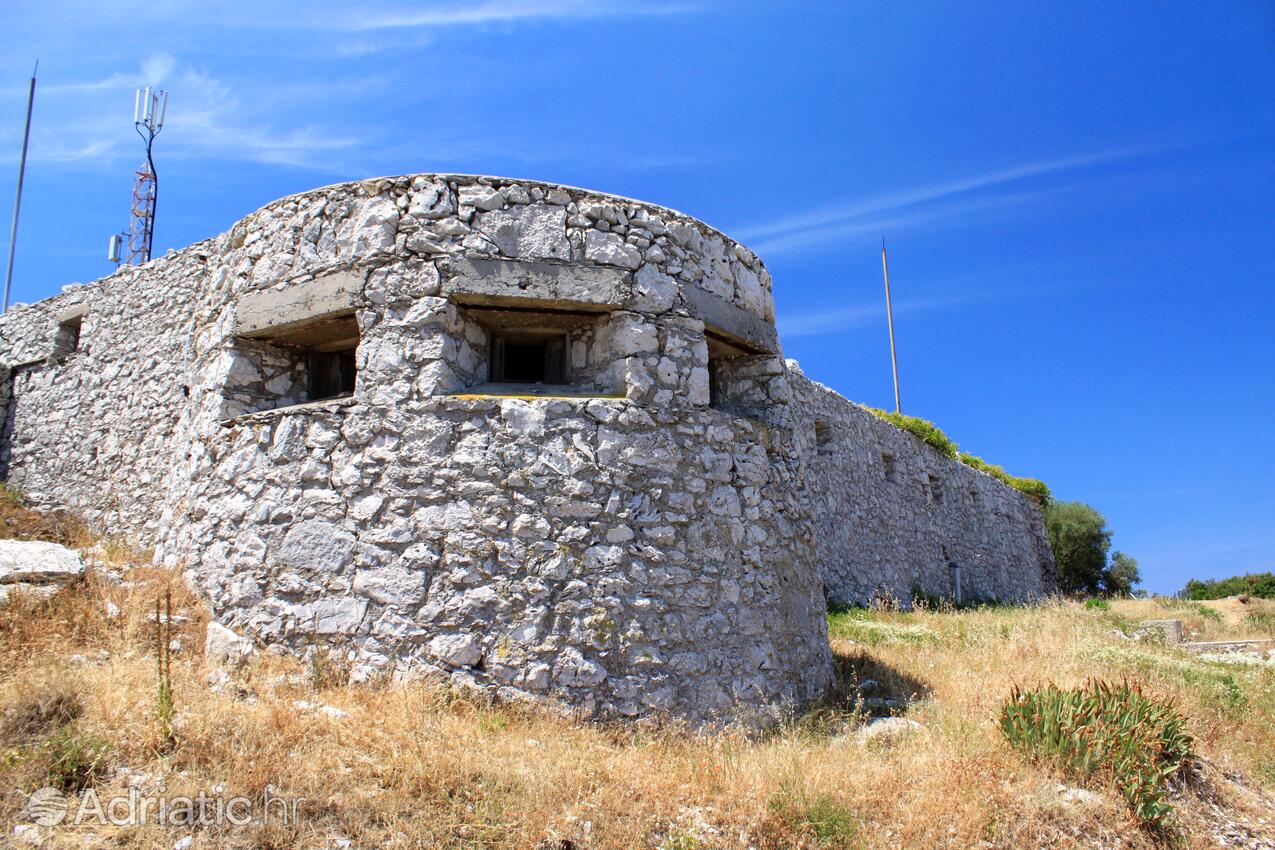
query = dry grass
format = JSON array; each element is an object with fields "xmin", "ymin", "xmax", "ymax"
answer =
[{"xmin": 0, "ymin": 516, "xmax": 1273, "ymax": 848}]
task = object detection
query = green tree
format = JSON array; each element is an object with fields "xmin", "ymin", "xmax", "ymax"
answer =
[
  {"xmin": 1182, "ymin": 572, "xmax": 1275, "ymax": 600},
  {"xmin": 1044, "ymin": 500, "xmax": 1112, "ymax": 595},
  {"xmin": 1104, "ymin": 551, "xmax": 1141, "ymax": 597}
]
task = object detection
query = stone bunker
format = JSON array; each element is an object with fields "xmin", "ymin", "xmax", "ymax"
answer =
[{"xmin": 0, "ymin": 174, "xmax": 1056, "ymax": 726}]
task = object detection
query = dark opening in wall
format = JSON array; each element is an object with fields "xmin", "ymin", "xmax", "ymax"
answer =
[
  {"xmin": 814, "ymin": 420, "xmax": 833, "ymax": 455},
  {"xmin": 929, "ymin": 473, "xmax": 943, "ymax": 503},
  {"xmin": 882, "ymin": 453, "xmax": 896, "ymax": 482},
  {"xmin": 705, "ymin": 333, "xmax": 750, "ymax": 412},
  {"xmin": 309, "ymin": 348, "xmax": 357, "ymax": 401},
  {"xmin": 54, "ymin": 315, "xmax": 83, "ymax": 356},
  {"xmin": 490, "ymin": 330, "xmax": 567, "ymax": 384}
]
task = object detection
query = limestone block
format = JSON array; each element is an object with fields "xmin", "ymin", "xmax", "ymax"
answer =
[
  {"xmin": 583, "ymin": 230, "xmax": 642, "ymax": 270},
  {"xmin": 632, "ymin": 264, "xmax": 678, "ymax": 314},
  {"xmin": 204, "ymin": 621, "xmax": 256, "ymax": 668},
  {"xmin": 275, "ymin": 520, "xmax": 356, "ymax": 572},
  {"xmin": 0, "ymin": 540, "xmax": 85, "ymax": 586},
  {"xmin": 428, "ymin": 632, "xmax": 483, "ymax": 667},
  {"xmin": 350, "ymin": 196, "xmax": 400, "ymax": 255},
  {"xmin": 475, "ymin": 206, "xmax": 570, "ymax": 261}
]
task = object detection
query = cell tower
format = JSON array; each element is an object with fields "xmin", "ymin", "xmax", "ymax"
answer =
[{"xmin": 111, "ymin": 86, "xmax": 167, "ymax": 266}]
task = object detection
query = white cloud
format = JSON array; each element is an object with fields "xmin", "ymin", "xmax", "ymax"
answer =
[
  {"xmin": 737, "ymin": 147, "xmax": 1154, "ymax": 256},
  {"xmin": 350, "ymin": 0, "xmax": 696, "ymax": 31},
  {"xmin": 778, "ymin": 292, "xmax": 986, "ymax": 338}
]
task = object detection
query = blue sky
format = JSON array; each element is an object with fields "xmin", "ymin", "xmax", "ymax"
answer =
[{"xmin": 1, "ymin": 1, "xmax": 1272, "ymax": 594}]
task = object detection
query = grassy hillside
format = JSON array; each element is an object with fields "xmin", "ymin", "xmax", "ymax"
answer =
[{"xmin": 1, "ymin": 502, "xmax": 1273, "ymax": 848}]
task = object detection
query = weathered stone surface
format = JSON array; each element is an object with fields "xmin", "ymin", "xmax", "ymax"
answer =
[
  {"xmin": 0, "ymin": 172, "xmax": 1053, "ymax": 729},
  {"xmin": 584, "ymin": 230, "xmax": 642, "ymax": 270},
  {"xmin": 475, "ymin": 206, "xmax": 570, "ymax": 261},
  {"xmin": 0, "ymin": 540, "xmax": 84, "ymax": 585},
  {"xmin": 205, "ymin": 621, "xmax": 255, "ymax": 668}
]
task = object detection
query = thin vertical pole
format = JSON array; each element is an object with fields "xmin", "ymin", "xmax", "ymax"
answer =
[
  {"xmin": 881, "ymin": 237, "xmax": 902, "ymax": 414},
  {"xmin": 3, "ymin": 62, "xmax": 37, "ymax": 313}
]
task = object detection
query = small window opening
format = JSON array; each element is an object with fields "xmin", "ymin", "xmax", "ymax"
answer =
[
  {"xmin": 490, "ymin": 330, "xmax": 567, "ymax": 384},
  {"xmin": 814, "ymin": 421, "xmax": 833, "ymax": 455},
  {"xmin": 882, "ymin": 453, "xmax": 896, "ymax": 482},
  {"xmin": 309, "ymin": 348, "xmax": 357, "ymax": 401},
  {"xmin": 929, "ymin": 474, "xmax": 943, "ymax": 503},
  {"xmin": 231, "ymin": 312, "xmax": 360, "ymax": 414},
  {"xmin": 54, "ymin": 315, "xmax": 83, "ymax": 356},
  {"xmin": 705, "ymin": 334, "xmax": 749, "ymax": 412}
]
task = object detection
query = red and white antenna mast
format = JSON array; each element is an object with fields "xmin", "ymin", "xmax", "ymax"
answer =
[{"xmin": 112, "ymin": 86, "xmax": 167, "ymax": 266}]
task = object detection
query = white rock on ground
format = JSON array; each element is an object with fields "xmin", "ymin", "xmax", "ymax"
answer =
[
  {"xmin": 0, "ymin": 539, "xmax": 86, "ymax": 603},
  {"xmin": 854, "ymin": 716, "xmax": 922, "ymax": 747},
  {"xmin": 0, "ymin": 539, "xmax": 85, "ymax": 585},
  {"xmin": 204, "ymin": 621, "xmax": 256, "ymax": 668}
]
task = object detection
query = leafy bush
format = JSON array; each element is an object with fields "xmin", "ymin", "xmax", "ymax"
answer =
[
  {"xmin": 1182, "ymin": 572, "xmax": 1275, "ymax": 600},
  {"xmin": 1084, "ymin": 598, "xmax": 1110, "ymax": 610},
  {"xmin": 867, "ymin": 408, "xmax": 958, "ymax": 458},
  {"xmin": 999, "ymin": 680, "xmax": 1193, "ymax": 829}
]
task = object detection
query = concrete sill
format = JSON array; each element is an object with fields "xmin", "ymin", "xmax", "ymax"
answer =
[
  {"xmin": 220, "ymin": 395, "xmax": 357, "ymax": 426},
  {"xmin": 448, "ymin": 383, "xmax": 626, "ymax": 402}
]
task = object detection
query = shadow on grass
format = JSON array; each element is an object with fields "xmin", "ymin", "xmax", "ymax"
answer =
[{"xmin": 791, "ymin": 643, "xmax": 933, "ymax": 737}]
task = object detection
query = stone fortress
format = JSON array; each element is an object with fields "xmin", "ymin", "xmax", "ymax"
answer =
[{"xmin": 0, "ymin": 174, "xmax": 1056, "ymax": 726}]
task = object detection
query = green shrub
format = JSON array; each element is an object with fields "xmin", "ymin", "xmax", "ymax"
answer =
[
  {"xmin": 999, "ymin": 680, "xmax": 1193, "ymax": 829},
  {"xmin": 768, "ymin": 787, "xmax": 860, "ymax": 848},
  {"xmin": 1084, "ymin": 598, "xmax": 1110, "ymax": 610},
  {"xmin": 43, "ymin": 728, "xmax": 111, "ymax": 793},
  {"xmin": 867, "ymin": 408, "xmax": 958, "ymax": 458},
  {"xmin": 1183, "ymin": 572, "xmax": 1275, "ymax": 600}
]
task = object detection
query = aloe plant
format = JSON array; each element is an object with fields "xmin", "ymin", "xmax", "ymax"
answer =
[{"xmin": 999, "ymin": 679, "xmax": 1193, "ymax": 829}]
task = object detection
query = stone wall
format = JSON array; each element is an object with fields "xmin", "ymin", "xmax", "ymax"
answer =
[
  {"xmin": 789, "ymin": 374, "xmax": 1057, "ymax": 605},
  {"xmin": 0, "ymin": 172, "xmax": 1052, "ymax": 727}
]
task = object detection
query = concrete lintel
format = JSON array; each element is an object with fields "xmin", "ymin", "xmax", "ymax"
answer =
[
  {"xmin": 684, "ymin": 285, "xmax": 778, "ymax": 355},
  {"xmin": 55, "ymin": 304, "xmax": 90, "ymax": 323},
  {"xmin": 236, "ymin": 271, "xmax": 364, "ymax": 337},
  {"xmin": 443, "ymin": 258, "xmax": 630, "ymax": 311}
]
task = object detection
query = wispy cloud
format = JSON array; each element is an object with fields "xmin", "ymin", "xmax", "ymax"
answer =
[
  {"xmin": 12, "ymin": 55, "xmax": 367, "ymax": 171},
  {"xmin": 739, "ymin": 147, "xmax": 1154, "ymax": 256},
  {"xmin": 350, "ymin": 0, "xmax": 696, "ymax": 31},
  {"xmin": 778, "ymin": 290, "xmax": 988, "ymax": 338}
]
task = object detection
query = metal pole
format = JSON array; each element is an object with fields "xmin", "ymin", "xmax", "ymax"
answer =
[
  {"xmin": 881, "ymin": 237, "xmax": 901, "ymax": 414},
  {"xmin": 3, "ymin": 62, "xmax": 37, "ymax": 313},
  {"xmin": 144, "ymin": 133, "xmax": 157, "ymax": 262}
]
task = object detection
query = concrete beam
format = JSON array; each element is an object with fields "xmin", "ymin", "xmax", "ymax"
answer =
[
  {"xmin": 236, "ymin": 271, "xmax": 363, "ymax": 337},
  {"xmin": 683, "ymin": 284, "xmax": 779, "ymax": 355},
  {"xmin": 443, "ymin": 258, "xmax": 630, "ymax": 312}
]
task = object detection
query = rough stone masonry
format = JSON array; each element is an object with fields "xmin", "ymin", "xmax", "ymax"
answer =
[{"xmin": 0, "ymin": 174, "xmax": 1056, "ymax": 726}]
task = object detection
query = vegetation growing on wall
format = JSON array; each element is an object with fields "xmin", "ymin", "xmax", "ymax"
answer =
[
  {"xmin": 1182, "ymin": 572, "xmax": 1275, "ymax": 600},
  {"xmin": 865, "ymin": 407, "xmax": 1051, "ymax": 504}
]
